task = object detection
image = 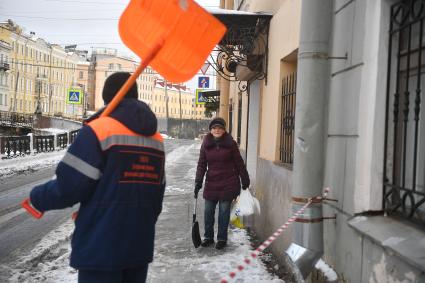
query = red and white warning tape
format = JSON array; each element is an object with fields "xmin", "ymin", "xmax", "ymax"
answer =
[{"xmin": 219, "ymin": 188, "xmax": 330, "ymax": 283}]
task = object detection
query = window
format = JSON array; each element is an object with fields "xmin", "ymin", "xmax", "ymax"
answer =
[
  {"xmin": 384, "ymin": 0, "xmax": 425, "ymax": 224},
  {"xmin": 79, "ymin": 71, "xmax": 83, "ymax": 79},
  {"xmin": 109, "ymin": 63, "xmax": 114, "ymax": 70},
  {"xmin": 279, "ymin": 72, "xmax": 296, "ymax": 165}
]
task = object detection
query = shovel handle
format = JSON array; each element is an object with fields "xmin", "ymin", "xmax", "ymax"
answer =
[
  {"xmin": 192, "ymin": 197, "xmax": 198, "ymax": 222},
  {"xmin": 21, "ymin": 198, "xmax": 44, "ymax": 219},
  {"xmin": 101, "ymin": 40, "xmax": 164, "ymax": 117}
]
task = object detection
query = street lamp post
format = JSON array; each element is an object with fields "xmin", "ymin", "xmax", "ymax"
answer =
[
  {"xmin": 34, "ymin": 78, "xmax": 42, "ymax": 114},
  {"xmin": 77, "ymin": 83, "xmax": 87, "ymax": 118},
  {"xmin": 164, "ymin": 79, "xmax": 170, "ymax": 134}
]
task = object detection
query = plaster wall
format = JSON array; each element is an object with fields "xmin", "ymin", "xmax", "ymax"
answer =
[
  {"xmin": 361, "ymin": 237, "xmax": 423, "ymax": 283},
  {"xmin": 246, "ymin": 80, "xmax": 261, "ymax": 184},
  {"xmin": 254, "ymin": 158, "xmax": 293, "ymax": 263},
  {"xmin": 325, "ymin": 0, "xmax": 388, "ymax": 216}
]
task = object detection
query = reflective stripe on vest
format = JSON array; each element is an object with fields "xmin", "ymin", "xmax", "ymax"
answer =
[
  {"xmin": 88, "ymin": 116, "xmax": 164, "ymax": 152},
  {"xmin": 62, "ymin": 152, "xmax": 102, "ymax": 180}
]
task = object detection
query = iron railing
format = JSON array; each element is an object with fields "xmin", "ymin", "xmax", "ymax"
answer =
[
  {"xmin": 0, "ymin": 111, "xmax": 33, "ymax": 128},
  {"xmin": 69, "ymin": 129, "xmax": 79, "ymax": 144},
  {"xmin": 279, "ymin": 72, "xmax": 296, "ymax": 166},
  {"xmin": 1, "ymin": 130, "xmax": 80, "ymax": 158},
  {"xmin": 384, "ymin": 0, "xmax": 425, "ymax": 224},
  {"xmin": 57, "ymin": 133, "xmax": 68, "ymax": 149},
  {"xmin": 0, "ymin": 136, "xmax": 31, "ymax": 157},
  {"xmin": 34, "ymin": 135, "xmax": 54, "ymax": 153}
]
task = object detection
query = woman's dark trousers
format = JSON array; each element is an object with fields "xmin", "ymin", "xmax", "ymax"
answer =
[{"xmin": 204, "ymin": 199, "xmax": 231, "ymax": 241}]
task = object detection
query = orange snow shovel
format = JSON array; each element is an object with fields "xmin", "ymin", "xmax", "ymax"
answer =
[
  {"xmin": 101, "ymin": 0, "xmax": 227, "ymax": 117},
  {"xmin": 21, "ymin": 0, "xmax": 226, "ymax": 219}
]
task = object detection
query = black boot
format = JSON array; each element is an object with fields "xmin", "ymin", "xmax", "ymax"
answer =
[
  {"xmin": 201, "ymin": 238, "xmax": 215, "ymax": 247},
  {"xmin": 215, "ymin": 240, "xmax": 227, "ymax": 250}
]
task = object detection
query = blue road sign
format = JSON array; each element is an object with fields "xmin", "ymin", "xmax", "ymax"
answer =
[
  {"xmin": 195, "ymin": 89, "xmax": 206, "ymax": 105},
  {"xmin": 67, "ymin": 88, "xmax": 83, "ymax": 104},
  {"xmin": 198, "ymin": 76, "xmax": 209, "ymax": 89}
]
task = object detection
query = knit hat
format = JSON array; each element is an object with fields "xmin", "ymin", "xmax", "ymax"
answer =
[
  {"xmin": 209, "ymin": 117, "xmax": 226, "ymax": 130},
  {"xmin": 102, "ymin": 72, "xmax": 138, "ymax": 104}
]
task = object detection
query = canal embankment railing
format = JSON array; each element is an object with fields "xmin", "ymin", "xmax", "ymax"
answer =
[{"xmin": 0, "ymin": 129, "xmax": 80, "ymax": 159}]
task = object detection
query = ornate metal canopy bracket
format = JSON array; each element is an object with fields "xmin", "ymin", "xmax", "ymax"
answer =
[{"xmin": 209, "ymin": 10, "xmax": 272, "ymax": 92}]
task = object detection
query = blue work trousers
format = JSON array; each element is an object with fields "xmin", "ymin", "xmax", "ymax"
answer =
[{"xmin": 78, "ymin": 265, "xmax": 148, "ymax": 283}]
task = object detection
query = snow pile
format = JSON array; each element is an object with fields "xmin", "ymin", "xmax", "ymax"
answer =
[
  {"xmin": 165, "ymin": 143, "xmax": 195, "ymax": 164},
  {"xmin": 0, "ymin": 150, "xmax": 65, "ymax": 177},
  {"xmin": 3, "ymin": 220, "xmax": 76, "ymax": 283},
  {"xmin": 315, "ymin": 259, "xmax": 338, "ymax": 281},
  {"xmin": 196, "ymin": 228, "xmax": 284, "ymax": 282},
  {"xmin": 35, "ymin": 128, "xmax": 67, "ymax": 134},
  {"xmin": 160, "ymin": 133, "xmax": 173, "ymax": 140}
]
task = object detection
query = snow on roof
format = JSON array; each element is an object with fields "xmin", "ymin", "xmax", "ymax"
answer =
[
  {"xmin": 207, "ymin": 8, "xmax": 272, "ymax": 16},
  {"xmin": 154, "ymin": 79, "xmax": 191, "ymax": 93}
]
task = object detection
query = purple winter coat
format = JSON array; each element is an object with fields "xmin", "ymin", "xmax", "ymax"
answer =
[{"xmin": 195, "ymin": 132, "xmax": 250, "ymax": 201}]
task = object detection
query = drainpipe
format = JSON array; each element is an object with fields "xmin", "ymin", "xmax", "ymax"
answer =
[{"xmin": 285, "ymin": 0, "xmax": 332, "ymax": 279}]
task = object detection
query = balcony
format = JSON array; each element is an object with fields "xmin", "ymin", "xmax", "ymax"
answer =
[
  {"xmin": 36, "ymin": 74, "xmax": 48, "ymax": 80},
  {"xmin": 0, "ymin": 62, "xmax": 9, "ymax": 71}
]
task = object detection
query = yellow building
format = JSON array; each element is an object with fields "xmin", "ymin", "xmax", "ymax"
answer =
[
  {"xmin": 75, "ymin": 59, "xmax": 90, "ymax": 115},
  {"xmin": 90, "ymin": 47, "xmax": 155, "ymax": 110},
  {"xmin": 0, "ymin": 39, "xmax": 11, "ymax": 112},
  {"xmin": 151, "ymin": 79, "xmax": 194, "ymax": 119},
  {"xmin": 0, "ymin": 21, "xmax": 80, "ymax": 117}
]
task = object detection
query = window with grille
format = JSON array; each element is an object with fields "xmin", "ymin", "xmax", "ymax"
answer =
[
  {"xmin": 384, "ymin": 0, "xmax": 425, "ymax": 224},
  {"xmin": 279, "ymin": 72, "xmax": 296, "ymax": 166}
]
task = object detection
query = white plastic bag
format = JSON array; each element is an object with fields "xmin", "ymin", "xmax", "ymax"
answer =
[
  {"xmin": 230, "ymin": 189, "xmax": 261, "ymax": 228},
  {"xmin": 238, "ymin": 190, "xmax": 255, "ymax": 215}
]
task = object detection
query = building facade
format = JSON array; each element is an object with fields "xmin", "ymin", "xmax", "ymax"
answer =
[
  {"xmin": 218, "ymin": 0, "xmax": 425, "ymax": 282},
  {"xmin": 152, "ymin": 79, "xmax": 196, "ymax": 119},
  {"xmin": 320, "ymin": 0, "xmax": 425, "ymax": 281},
  {"xmin": 0, "ymin": 21, "xmax": 80, "ymax": 117},
  {"xmin": 0, "ymin": 39, "xmax": 11, "ymax": 111},
  {"xmin": 216, "ymin": 0, "xmax": 301, "ymax": 275},
  {"xmin": 90, "ymin": 48, "xmax": 156, "ymax": 110},
  {"xmin": 75, "ymin": 60, "xmax": 90, "ymax": 116}
]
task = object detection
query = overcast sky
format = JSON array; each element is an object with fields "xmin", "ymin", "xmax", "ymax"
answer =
[
  {"xmin": 0, "ymin": 0, "xmax": 220, "ymax": 88},
  {"xmin": 0, "ymin": 0, "xmax": 220, "ymax": 58}
]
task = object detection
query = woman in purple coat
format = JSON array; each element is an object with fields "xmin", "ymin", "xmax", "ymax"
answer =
[{"xmin": 194, "ymin": 117, "xmax": 250, "ymax": 250}]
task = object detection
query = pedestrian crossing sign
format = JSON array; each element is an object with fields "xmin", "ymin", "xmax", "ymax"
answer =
[
  {"xmin": 195, "ymin": 89, "xmax": 206, "ymax": 105},
  {"xmin": 67, "ymin": 88, "xmax": 83, "ymax": 105}
]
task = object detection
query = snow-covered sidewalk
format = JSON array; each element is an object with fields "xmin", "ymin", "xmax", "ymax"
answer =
[
  {"xmin": 1, "ymin": 139, "xmax": 284, "ymax": 282},
  {"xmin": 0, "ymin": 150, "xmax": 66, "ymax": 178}
]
